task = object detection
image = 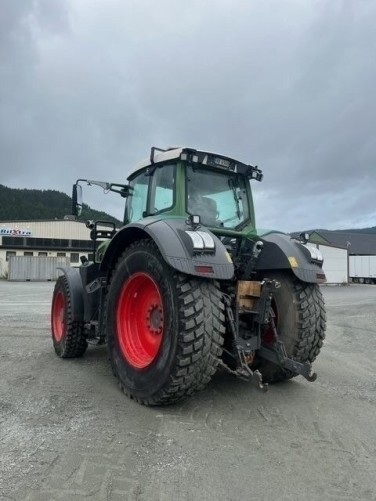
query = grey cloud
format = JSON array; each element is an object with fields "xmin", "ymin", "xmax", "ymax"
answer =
[{"xmin": 0, "ymin": 0, "xmax": 375, "ymax": 232}]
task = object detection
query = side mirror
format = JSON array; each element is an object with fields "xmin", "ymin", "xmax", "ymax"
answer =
[{"xmin": 72, "ymin": 183, "xmax": 83, "ymax": 217}]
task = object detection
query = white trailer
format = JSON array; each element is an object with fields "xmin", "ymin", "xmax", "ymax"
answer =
[{"xmin": 349, "ymin": 255, "xmax": 376, "ymax": 284}]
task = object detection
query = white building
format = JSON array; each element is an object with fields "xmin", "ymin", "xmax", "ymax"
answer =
[
  {"xmin": 0, "ymin": 219, "xmax": 98, "ymax": 278},
  {"xmin": 0, "ymin": 220, "xmax": 351, "ymax": 283},
  {"xmin": 317, "ymin": 244, "xmax": 348, "ymax": 284}
]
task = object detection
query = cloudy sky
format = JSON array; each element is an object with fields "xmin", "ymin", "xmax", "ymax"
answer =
[{"xmin": 0, "ymin": 0, "xmax": 375, "ymax": 233}]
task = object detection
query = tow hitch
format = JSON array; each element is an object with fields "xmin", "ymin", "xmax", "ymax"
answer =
[
  {"xmin": 222, "ymin": 294, "xmax": 268, "ymax": 391},
  {"xmin": 259, "ymin": 311, "xmax": 317, "ymax": 382},
  {"xmin": 259, "ymin": 342, "xmax": 317, "ymax": 382},
  {"xmin": 222, "ymin": 279, "xmax": 317, "ymax": 391}
]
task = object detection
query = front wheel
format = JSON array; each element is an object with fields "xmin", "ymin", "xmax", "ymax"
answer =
[
  {"xmin": 51, "ymin": 275, "xmax": 87, "ymax": 358},
  {"xmin": 106, "ymin": 240, "xmax": 225, "ymax": 406},
  {"xmin": 254, "ymin": 272, "xmax": 326, "ymax": 382}
]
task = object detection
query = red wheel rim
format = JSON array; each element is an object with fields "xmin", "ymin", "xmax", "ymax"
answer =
[
  {"xmin": 52, "ymin": 290, "xmax": 65, "ymax": 342},
  {"xmin": 116, "ymin": 272, "xmax": 164, "ymax": 368}
]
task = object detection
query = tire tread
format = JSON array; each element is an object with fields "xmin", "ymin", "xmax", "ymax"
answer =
[
  {"xmin": 257, "ymin": 273, "xmax": 326, "ymax": 383},
  {"xmin": 52, "ymin": 276, "xmax": 87, "ymax": 359},
  {"xmin": 108, "ymin": 240, "xmax": 225, "ymax": 405}
]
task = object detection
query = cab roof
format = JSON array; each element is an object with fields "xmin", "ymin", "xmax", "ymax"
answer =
[{"xmin": 128, "ymin": 147, "xmax": 263, "ymax": 182}]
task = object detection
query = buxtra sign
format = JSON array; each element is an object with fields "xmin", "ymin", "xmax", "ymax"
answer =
[{"xmin": 0, "ymin": 227, "xmax": 32, "ymax": 236}]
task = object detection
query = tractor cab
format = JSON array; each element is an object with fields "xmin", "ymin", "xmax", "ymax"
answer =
[
  {"xmin": 72, "ymin": 147, "xmax": 264, "ymax": 263},
  {"xmin": 72, "ymin": 147, "xmax": 263, "ymax": 234},
  {"xmin": 124, "ymin": 147, "xmax": 263, "ymax": 232}
]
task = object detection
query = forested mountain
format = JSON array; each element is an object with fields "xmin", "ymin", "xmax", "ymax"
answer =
[
  {"xmin": 306, "ymin": 227, "xmax": 376, "ymax": 235},
  {"xmin": 0, "ymin": 185, "xmax": 122, "ymax": 225},
  {"xmin": 336, "ymin": 227, "xmax": 376, "ymax": 234},
  {"xmin": 1, "ymin": 184, "xmax": 374, "ymax": 234}
]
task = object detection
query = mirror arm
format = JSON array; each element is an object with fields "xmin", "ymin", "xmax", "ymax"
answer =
[{"xmin": 108, "ymin": 184, "xmax": 132, "ymax": 198}]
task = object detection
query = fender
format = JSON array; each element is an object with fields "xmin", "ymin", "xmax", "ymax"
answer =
[
  {"xmin": 254, "ymin": 232, "xmax": 326, "ymax": 284},
  {"xmin": 57, "ymin": 267, "xmax": 85, "ymax": 321},
  {"xmin": 100, "ymin": 217, "xmax": 234, "ymax": 280}
]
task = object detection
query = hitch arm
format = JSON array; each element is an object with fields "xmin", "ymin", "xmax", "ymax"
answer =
[
  {"xmin": 258, "ymin": 341, "xmax": 317, "ymax": 382},
  {"xmin": 257, "ymin": 305, "xmax": 317, "ymax": 382},
  {"xmin": 222, "ymin": 294, "xmax": 268, "ymax": 392}
]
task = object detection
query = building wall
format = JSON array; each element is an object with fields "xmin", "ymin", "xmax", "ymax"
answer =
[
  {"xmin": 0, "ymin": 220, "xmax": 92, "ymax": 239},
  {"xmin": 8, "ymin": 256, "xmax": 70, "ymax": 281},
  {"xmin": 0, "ymin": 248, "xmax": 89, "ymax": 278},
  {"xmin": 0, "ymin": 220, "xmax": 108, "ymax": 278},
  {"xmin": 318, "ymin": 244, "xmax": 348, "ymax": 284}
]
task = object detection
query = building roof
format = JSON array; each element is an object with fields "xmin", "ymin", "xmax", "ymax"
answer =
[
  {"xmin": 294, "ymin": 229, "xmax": 376, "ymax": 255},
  {"xmin": 0, "ymin": 218, "xmax": 82, "ymax": 224}
]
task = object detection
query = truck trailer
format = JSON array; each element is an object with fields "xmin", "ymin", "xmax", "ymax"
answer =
[{"xmin": 349, "ymin": 255, "xmax": 376, "ymax": 284}]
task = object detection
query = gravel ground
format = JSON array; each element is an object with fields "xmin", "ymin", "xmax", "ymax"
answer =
[{"xmin": 0, "ymin": 280, "xmax": 375, "ymax": 501}]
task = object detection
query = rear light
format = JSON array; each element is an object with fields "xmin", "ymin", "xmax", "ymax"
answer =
[
  {"xmin": 185, "ymin": 230, "xmax": 215, "ymax": 251},
  {"xmin": 316, "ymin": 273, "xmax": 326, "ymax": 280},
  {"xmin": 195, "ymin": 265, "xmax": 214, "ymax": 274}
]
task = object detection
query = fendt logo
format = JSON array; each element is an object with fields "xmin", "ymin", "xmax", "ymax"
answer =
[{"xmin": 0, "ymin": 227, "xmax": 32, "ymax": 236}]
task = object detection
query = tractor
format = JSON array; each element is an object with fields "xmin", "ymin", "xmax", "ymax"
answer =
[{"xmin": 51, "ymin": 147, "xmax": 326, "ymax": 405}]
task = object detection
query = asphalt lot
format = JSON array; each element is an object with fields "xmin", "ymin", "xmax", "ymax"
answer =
[{"xmin": 0, "ymin": 280, "xmax": 376, "ymax": 501}]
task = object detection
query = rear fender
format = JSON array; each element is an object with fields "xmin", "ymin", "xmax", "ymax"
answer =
[
  {"xmin": 57, "ymin": 267, "xmax": 85, "ymax": 321},
  {"xmin": 255, "ymin": 232, "xmax": 326, "ymax": 284},
  {"xmin": 100, "ymin": 218, "xmax": 234, "ymax": 280}
]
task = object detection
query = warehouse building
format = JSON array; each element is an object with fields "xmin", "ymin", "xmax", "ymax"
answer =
[
  {"xmin": 311, "ymin": 229, "xmax": 376, "ymax": 284},
  {"xmin": 0, "ymin": 219, "xmax": 98, "ymax": 279},
  {"xmin": 2, "ymin": 219, "xmax": 375, "ymax": 283},
  {"xmin": 289, "ymin": 230, "xmax": 349, "ymax": 284},
  {"xmin": 293, "ymin": 229, "xmax": 376, "ymax": 284}
]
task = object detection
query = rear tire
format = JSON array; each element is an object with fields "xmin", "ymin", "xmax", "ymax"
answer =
[
  {"xmin": 106, "ymin": 239, "xmax": 225, "ymax": 406},
  {"xmin": 254, "ymin": 272, "xmax": 326, "ymax": 382},
  {"xmin": 51, "ymin": 275, "xmax": 87, "ymax": 358}
]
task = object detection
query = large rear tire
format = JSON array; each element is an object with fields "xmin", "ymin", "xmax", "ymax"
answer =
[
  {"xmin": 51, "ymin": 275, "xmax": 87, "ymax": 358},
  {"xmin": 106, "ymin": 239, "xmax": 225, "ymax": 406},
  {"xmin": 254, "ymin": 272, "xmax": 326, "ymax": 382}
]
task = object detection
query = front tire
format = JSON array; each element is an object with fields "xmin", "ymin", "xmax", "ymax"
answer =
[
  {"xmin": 106, "ymin": 240, "xmax": 225, "ymax": 406},
  {"xmin": 51, "ymin": 275, "xmax": 87, "ymax": 358},
  {"xmin": 254, "ymin": 272, "xmax": 326, "ymax": 382}
]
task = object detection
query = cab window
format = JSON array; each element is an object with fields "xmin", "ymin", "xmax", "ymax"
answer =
[
  {"xmin": 186, "ymin": 166, "xmax": 250, "ymax": 228},
  {"xmin": 126, "ymin": 164, "xmax": 175, "ymax": 223},
  {"xmin": 127, "ymin": 174, "xmax": 149, "ymax": 223},
  {"xmin": 149, "ymin": 165, "xmax": 175, "ymax": 214}
]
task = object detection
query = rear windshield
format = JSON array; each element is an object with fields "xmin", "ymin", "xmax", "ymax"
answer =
[{"xmin": 186, "ymin": 166, "xmax": 250, "ymax": 229}]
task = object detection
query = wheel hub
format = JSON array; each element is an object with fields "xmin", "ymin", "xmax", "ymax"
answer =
[{"xmin": 147, "ymin": 304, "xmax": 163, "ymax": 334}]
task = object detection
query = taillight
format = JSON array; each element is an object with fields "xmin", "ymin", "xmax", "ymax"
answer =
[{"xmin": 194, "ymin": 265, "xmax": 214, "ymax": 274}]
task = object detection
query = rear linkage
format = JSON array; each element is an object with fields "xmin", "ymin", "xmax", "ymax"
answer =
[{"xmin": 221, "ymin": 279, "xmax": 317, "ymax": 391}]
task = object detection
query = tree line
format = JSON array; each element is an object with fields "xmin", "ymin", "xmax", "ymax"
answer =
[{"xmin": 0, "ymin": 184, "xmax": 122, "ymax": 225}]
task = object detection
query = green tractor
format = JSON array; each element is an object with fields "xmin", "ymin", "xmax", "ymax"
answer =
[{"xmin": 51, "ymin": 147, "xmax": 326, "ymax": 405}]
